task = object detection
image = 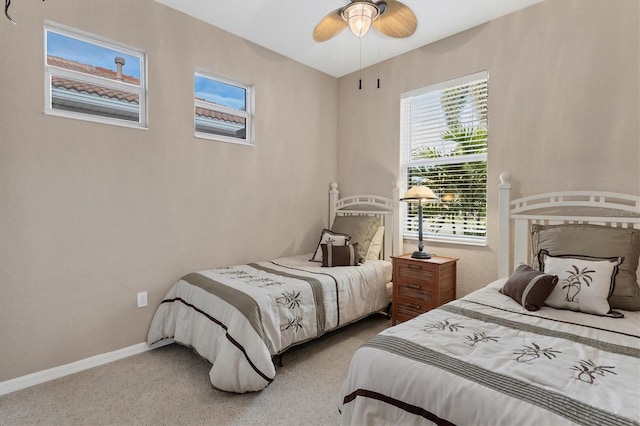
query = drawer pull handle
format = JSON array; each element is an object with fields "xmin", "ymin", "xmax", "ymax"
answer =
[
  {"xmin": 407, "ymin": 284, "xmax": 421, "ymax": 289},
  {"xmin": 407, "ymin": 264, "xmax": 421, "ymax": 270},
  {"xmin": 403, "ymin": 303, "xmax": 421, "ymax": 310}
]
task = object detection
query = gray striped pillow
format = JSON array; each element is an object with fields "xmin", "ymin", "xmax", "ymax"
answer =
[
  {"xmin": 321, "ymin": 243, "xmax": 360, "ymax": 267},
  {"xmin": 500, "ymin": 263, "xmax": 558, "ymax": 311}
]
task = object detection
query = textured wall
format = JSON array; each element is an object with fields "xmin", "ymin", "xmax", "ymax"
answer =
[
  {"xmin": 337, "ymin": 0, "xmax": 639, "ymax": 297},
  {"xmin": 0, "ymin": 0, "xmax": 337, "ymax": 381},
  {"xmin": 2, "ymin": 0, "xmax": 638, "ymax": 385}
]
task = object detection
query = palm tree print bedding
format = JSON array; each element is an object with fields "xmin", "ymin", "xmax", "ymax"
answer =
[
  {"xmin": 147, "ymin": 254, "xmax": 391, "ymax": 393},
  {"xmin": 339, "ymin": 280, "xmax": 640, "ymax": 426}
]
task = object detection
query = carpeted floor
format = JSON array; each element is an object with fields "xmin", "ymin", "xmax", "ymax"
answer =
[{"xmin": 0, "ymin": 314, "xmax": 390, "ymax": 425}]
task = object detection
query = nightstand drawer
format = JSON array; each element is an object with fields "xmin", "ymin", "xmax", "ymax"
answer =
[
  {"xmin": 396, "ymin": 262, "xmax": 436, "ymax": 284},
  {"xmin": 395, "ymin": 298, "xmax": 438, "ymax": 318},
  {"xmin": 396, "ymin": 282, "xmax": 435, "ymax": 301}
]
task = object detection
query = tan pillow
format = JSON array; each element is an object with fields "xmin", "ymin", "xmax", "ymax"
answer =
[
  {"xmin": 366, "ymin": 226, "xmax": 385, "ymax": 260},
  {"xmin": 532, "ymin": 224, "xmax": 640, "ymax": 311},
  {"xmin": 331, "ymin": 215, "xmax": 382, "ymax": 263}
]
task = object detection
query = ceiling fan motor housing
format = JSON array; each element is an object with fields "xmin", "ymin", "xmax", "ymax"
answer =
[{"xmin": 341, "ymin": 1, "xmax": 380, "ymax": 37}]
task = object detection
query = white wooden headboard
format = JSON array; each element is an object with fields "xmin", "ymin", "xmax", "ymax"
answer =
[
  {"xmin": 329, "ymin": 182, "xmax": 401, "ymax": 260},
  {"xmin": 498, "ymin": 172, "xmax": 640, "ymax": 277}
]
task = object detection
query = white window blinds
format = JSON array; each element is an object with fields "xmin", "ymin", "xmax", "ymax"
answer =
[{"xmin": 400, "ymin": 71, "xmax": 488, "ymax": 245}]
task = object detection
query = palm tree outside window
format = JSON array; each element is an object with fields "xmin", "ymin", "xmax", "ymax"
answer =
[{"xmin": 400, "ymin": 71, "xmax": 489, "ymax": 245}]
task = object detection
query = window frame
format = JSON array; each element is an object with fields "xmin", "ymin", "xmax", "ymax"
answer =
[
  {"xmin": 44, "ymin": 21, "xmax": 148, "ymax": 129},
  {"xmin": 400, "ymin": 71, "xmax": 489, "ymax": 246},
  {"xmin": 194, "ymin": 70, "xmax": 254, "ymax": 146}
]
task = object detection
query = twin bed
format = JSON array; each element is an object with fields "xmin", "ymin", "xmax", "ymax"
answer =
[
  {"xmin": 338, "ymin": 173, "xmax": 640, "ymax": 425},
  {"xmin": 147, "ymin": 182, "xmax": 400, "ymax": 393},
  {"xmin": 147, "ymin": 174, "xmax": 639, "ymax": 425}
]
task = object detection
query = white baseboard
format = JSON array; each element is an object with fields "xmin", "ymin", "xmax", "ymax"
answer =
[{"xmin": 0, "ymin": 338, "xmax": 174, "ymax": 397}]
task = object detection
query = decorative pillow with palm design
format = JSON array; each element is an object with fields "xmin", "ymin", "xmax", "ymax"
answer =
[
  {"xmin": 531, "ymin": 223, "xmax": 640, "ymax": 311},
  {"xmin": 540, "ymin": 251, "xmax": 623, "ymax": 317},
  {"xmin": 310, "ymin": 229, "xmax": 351, "ymax": 262}
]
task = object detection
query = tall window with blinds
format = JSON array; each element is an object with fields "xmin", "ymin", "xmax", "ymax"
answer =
[{"xmin": 400, "ymin": 71, "xmax": 488, "ymax": 245}]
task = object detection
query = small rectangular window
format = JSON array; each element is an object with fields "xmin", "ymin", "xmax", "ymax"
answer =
[
  {"xmin": 44, "ymin": 22, "xmax": 147, "ymax": 128},
  {"xmin": 195, "ymin": 71, "xmax": 253, "ymax": 145},
  {"xmin": 400, "ymin": 71, "xmax": 489, "ymax": 245}
]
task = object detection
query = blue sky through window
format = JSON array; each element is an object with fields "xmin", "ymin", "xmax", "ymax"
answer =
[
  {"xmin": 47, "ymin": 29, "xmax": 246, "ymax": 112},
  {"xmin": 46, "ymin": 31, "xmax": 141, "ymax": 79},
  {"xmin": 195, "ymin": 75, "xmax": 246, "ymax": 111}
]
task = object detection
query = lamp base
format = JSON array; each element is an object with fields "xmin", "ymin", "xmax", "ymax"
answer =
[{"xmin": 411, "ymin": 250, "xmax": 431, "ymax": 259}]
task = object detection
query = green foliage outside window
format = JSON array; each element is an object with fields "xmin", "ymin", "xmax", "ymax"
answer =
[{"xmin": 403, "ymin": 77, "xmax": 488, "ymax": 240}]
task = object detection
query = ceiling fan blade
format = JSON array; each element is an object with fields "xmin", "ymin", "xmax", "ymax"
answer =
[
  {"xmin": 313, "ymin": 8, "xmax": 347, "ymax": 42},
  {"xmin": 373, "ymin": 0, "xmax": 417, "ymax": 38}
]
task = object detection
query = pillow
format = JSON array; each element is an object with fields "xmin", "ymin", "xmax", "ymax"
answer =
[
  {"xmin": 540, "ymin": 251, "xmax": 623, "ymax": 317},
  {"xmin": 310, "ymin": 229, "xmax": 350, "ymax": 262},
  {"xmin": 321, "ymin": 243, "xmax": 360, "ymax": 267},
  {"xmin": 366, "ymin": 226, "xmax": 385, "ymax": 260},
  {"xmin": 500, "ymin": 263, "xmax": 558, "ymax": 311},
  {"xmin": 331, "ymin": 215, "xmax": 382, "ymax": 263},
  {"xmin": 532, "ymin": 223, "xmax": 640, "ymax": 311}
]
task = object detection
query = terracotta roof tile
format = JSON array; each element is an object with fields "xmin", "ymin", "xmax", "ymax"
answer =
[
  {"xmin": 48, "ymin": 55, "xmax": 140, "ymax": 103},
  {"xmin": 47, "ymin": 55, "xmax": 139, "ymax": 85},
  {"xmin": 49, "ymin": 55, "xmax": 245, "ymax": 126},
  {"xmin": 195, "ymin": 103, "xmax": 245, "ymax": 125},
  {"xmin": 52, "ymin": 76, "xmax": 140, "ymax": 103}
]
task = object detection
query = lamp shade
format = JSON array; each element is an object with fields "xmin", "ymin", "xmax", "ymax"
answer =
[
  {"xmin": 400, "ymin": 185, "xmax": 439, "ymax": 203},
  {"xmin": 341, "ymin": 1, "xmax": 379, "ymax": 38}
]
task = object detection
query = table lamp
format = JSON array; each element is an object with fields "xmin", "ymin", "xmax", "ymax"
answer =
[{"xmin": 400, "ymin": 185, "xmax": 439, "ymax": 259}]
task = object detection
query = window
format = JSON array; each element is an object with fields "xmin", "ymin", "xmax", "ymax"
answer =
[
  {"xmin": 44, "ymin": 23, "xmax": 147, "ymax": 128},
  {"xmin": 400, "ymin": 71, "xmax": 488, "ymax": 245},
  {"xmin": 194, "ymin": 71, "xmax": 253, "ymax": 145}
]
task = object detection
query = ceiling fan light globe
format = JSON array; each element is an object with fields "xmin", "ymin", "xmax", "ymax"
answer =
[{"xmin": 342, "ymin": 2, "xmax": 379, "ymax": 38}]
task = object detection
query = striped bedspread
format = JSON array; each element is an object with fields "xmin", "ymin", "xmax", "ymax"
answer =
[
  {"xmin": 339, "ymin": 279, "xmax": 640, "ymax": 426},
  {"xmin": 147, "ymin": 254, "xmax": 391, "ymax": 393}
]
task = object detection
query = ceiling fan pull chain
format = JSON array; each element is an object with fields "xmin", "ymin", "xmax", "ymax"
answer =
[{"xmin": 358, "ymin": 35, "xmax": 363, "ymax": 90}]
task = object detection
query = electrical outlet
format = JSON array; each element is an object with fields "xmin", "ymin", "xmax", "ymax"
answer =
[{"xmin": 137, "ymin": 291, "xmax": 148, "ymax": 308}]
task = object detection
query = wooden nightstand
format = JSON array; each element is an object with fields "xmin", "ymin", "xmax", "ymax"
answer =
[{"xmin": 391, "ymin": 254, "xmax": 458, "ymax": 325}]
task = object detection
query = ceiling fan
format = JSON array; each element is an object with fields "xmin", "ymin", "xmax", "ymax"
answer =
[{"xmin": 313, "ymin": 0, "xmax": 417, "ymax": 42}]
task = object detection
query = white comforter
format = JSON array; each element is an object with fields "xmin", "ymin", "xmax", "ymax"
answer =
[
  {"xmin": 339, "ymin": 279, "xmax": 640, "ymax": 426},
  {"xmin": 147, "ymin": 254, "xmax": 391, "ymax": 393}
]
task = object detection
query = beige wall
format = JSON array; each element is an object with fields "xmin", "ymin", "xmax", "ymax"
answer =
[
  {"xmin": 337, "ymin": 0, "xmax": 640, "ymax": 297},
  {"xmin": 0, "ymin": 0, "xmax": 337, "ymax": 381},
  {"xmin": 2, "ymin": 0, "xmax": 638, "ymax": 384}
]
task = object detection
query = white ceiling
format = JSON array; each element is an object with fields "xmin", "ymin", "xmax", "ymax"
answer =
[{"xmin": 154, "ymin": 0, "xmax": 542, "ymax": 78}]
